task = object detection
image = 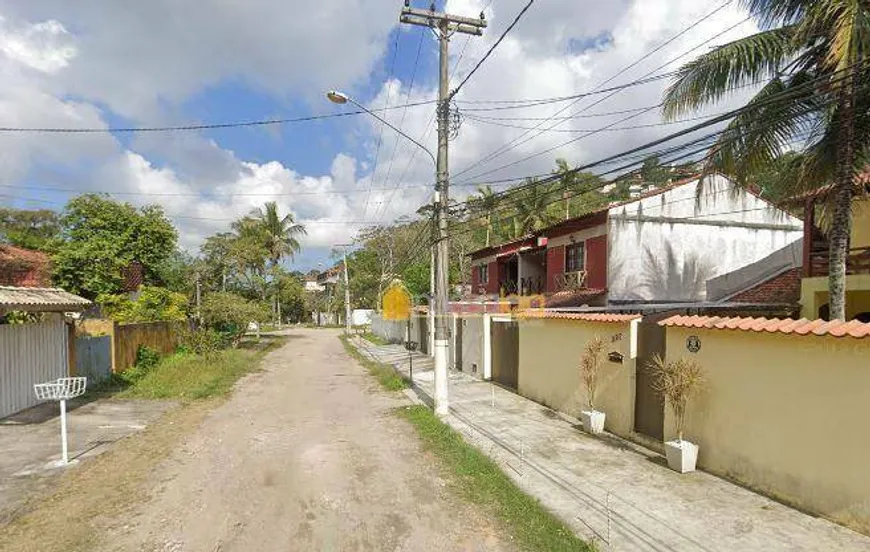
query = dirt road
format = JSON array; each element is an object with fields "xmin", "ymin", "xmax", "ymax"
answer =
[{"xmin": 105, "ymin": 329, "xmax": 511, "ymax": 551}]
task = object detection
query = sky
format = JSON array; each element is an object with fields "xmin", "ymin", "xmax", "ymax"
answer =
[{"xmin": 0, "ymin": 0, "xmax": 758, "ymax": 271}]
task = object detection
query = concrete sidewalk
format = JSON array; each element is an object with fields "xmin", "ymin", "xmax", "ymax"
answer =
[{"xmin": 352, "ymin": 337, "xmax": 870, "ymax": 551}]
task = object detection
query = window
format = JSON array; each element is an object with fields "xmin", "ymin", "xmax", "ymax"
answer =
[
  {"xmin": 565, "ymin": 242, "xmax": 585, "ymax": 273},
  {"xmin": 477, "ymin": 264, "xmax": 489, "ymax": 284}
]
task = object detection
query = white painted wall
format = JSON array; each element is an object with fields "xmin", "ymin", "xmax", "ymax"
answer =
[{"xmin": 607, "ymin": 174, "xmax": 803, "ymax": 302}]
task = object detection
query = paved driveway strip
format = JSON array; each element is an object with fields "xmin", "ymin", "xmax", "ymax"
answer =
[{"xmin": 354, "ymin": 337, "xmax": 870, "ymax": 552}]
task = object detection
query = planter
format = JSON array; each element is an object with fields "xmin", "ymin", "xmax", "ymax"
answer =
[
  {"xmin": 580, "ymin": 409, "xmax": 606, "ymax": 435},
  {"xmin": 664, "ymin": 439, "xmax": 699, "ymax": 473}
]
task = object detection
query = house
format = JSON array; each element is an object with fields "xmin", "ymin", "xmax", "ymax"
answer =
[
  {"xmin": 468, "ymin": 174, "xmax": 804, "ymax": 307},
  {"xmin": 0, "ymin": 286, "xmax": 91, "ymax": 419},
  {"xmin": 791, "ymin": 184, "xmax": 870, "ymax": 321},
  {"xmin": 0, "ymin": 245, "xmax": 51, "ymax": 287}
]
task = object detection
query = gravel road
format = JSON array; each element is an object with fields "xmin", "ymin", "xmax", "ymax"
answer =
[{"xmin": 107, "ymin": 329, "xmax": 513, "ymax": 551}]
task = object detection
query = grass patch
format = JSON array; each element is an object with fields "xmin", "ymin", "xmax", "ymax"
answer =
[
  {"xmin": 339, "ymin": 334, "xmax": 408, "ymax": 391},
  {"xmin": 94, "ymin": 336, "xmax": 286, "ymax": 400},
  {"xmin": 360, "ymin": 331, "xmax": 388, "ymax": 346},
  {"xmin": 398, "ymin": 405, "xmax": 594, "ymax": 552}
]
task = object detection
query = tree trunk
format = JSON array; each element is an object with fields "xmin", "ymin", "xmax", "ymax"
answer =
[
  {"xmin": 829, "ymin": 78, "xmax": 857, "ymax": 321},
  {"xmin": 485, "ymin": 215, "xmax": 491, "ymax": 247}
]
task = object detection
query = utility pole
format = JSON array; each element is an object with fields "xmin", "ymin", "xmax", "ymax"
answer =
[
  {"xmin": 195, "ymin": 273, "xmax": 202, "ymax": 324},
  {"xmin": 400, "ymin": 2, "xmax": 486, "ymax": 416},
  {"xmin": 337, "ymin": 244, "xmax": 353, "ymax": 335}
]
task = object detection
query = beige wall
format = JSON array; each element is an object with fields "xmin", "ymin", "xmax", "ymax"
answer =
[
  {"xmin": 800, "ymin": 274, "xmax": 870, "ymax": 320},
  {"xmin": 518, "ymin": 318, "xmax": 635, "ymax": 438},
  {"xmin": 664, "ymin": 327, "xmax": 870, "ymax": 534},
  {"xmin": 851, "ymin": 198, "xmax": 870, "ymax": 248}
]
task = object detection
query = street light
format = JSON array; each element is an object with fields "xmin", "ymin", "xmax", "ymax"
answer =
[
  {"xmin": 326, "ymin": 89, "xmax": 447, "ymax": 415},
  {"xmin": 326, "ymin": 90, "xmax": 436, "ymax": 166}
]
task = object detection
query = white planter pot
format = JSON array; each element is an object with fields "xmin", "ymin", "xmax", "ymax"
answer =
[
  {"xmin": 664, "ymin": 439, "xmax": 699, "ymax": 473},
  {"xmin": 580, "ymin": 409, "xmax": 606, "ymax": 435}
]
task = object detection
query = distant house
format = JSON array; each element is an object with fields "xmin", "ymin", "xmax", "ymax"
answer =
[
  {"xmin": 468, "ymin": 174, "xmax": 804, "ymax": 308},
  {"xmin": 0, "ymin": 245, "xmax": 51, "ymax": 288},
  {"xmin": 787, "ymin": 181, "xmax": 870, "ymax": 321}
]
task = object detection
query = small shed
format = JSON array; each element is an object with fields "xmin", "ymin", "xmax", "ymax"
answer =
[{"xmin": 0, "ymin": 286, "xmax": 91, "ymax": 419}]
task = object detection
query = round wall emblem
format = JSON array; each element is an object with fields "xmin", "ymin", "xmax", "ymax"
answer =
[{"xmin": 686, "ymin": 335, "xmax": 701, "ymax": 353}]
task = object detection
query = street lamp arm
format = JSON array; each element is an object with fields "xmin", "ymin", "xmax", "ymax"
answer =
[{"xmin": 327, "ymin": 91, "xmax": 437, "ymax": 166}]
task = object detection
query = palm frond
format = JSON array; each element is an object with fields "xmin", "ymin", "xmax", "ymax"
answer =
[
  {"xmin": 741, "ymin": 0, "xmax": 810, "ymax": 29},
  {"xmin": 705, "ymin": 71, "xmax": 823, "ymax": 185},
  {"xmin": 663, "ymin": 26, "xmax": 799, "ymax": 120}
]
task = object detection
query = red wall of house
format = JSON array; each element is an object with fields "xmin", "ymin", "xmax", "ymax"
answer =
[
  {"xmin": 586, "ymin": 235, "xmax": 607, "ymax": 289},
  {"xmin": 471, "ymin": 264, "xmax": 480, "ymax": 292},
  {"xmin": 546, "ymin": 245, "xmax": 565, "ymax": 293},
  {"xmin": 487, "ymin": 262, "xmax": 499, "ymax": 294}
]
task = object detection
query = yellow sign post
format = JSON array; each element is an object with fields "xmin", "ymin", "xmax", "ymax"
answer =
[{"xmin": 382, "ymin": 279, "xmax": 412, "ymax": 321}]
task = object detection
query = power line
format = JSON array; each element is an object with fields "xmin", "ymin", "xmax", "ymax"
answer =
[
  {"xmin": 449, "ymin": 0, "xmax": 536, "ymax": 100},
  {"xmin": 0, "ymin": 101, "xmax": 439, "ymax": 134},
  {"xmin": 450, "ymin": 0, "xmax": 742, "ymax": 180},
  {"xmin": 452, "ymin": 14, "xmax": 754, "ymax": 183},
  {"xmin": 361, "ymin": 28, "xmax": 403, "ymax": 221}
]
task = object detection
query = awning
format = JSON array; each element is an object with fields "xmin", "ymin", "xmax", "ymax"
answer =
[{"xmin": 0, "ymin": 286, "xmax": 92, "ymax": 313}]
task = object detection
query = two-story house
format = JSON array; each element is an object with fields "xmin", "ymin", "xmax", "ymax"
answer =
[{"xmin": 469, "ymin": 174, "xmax": 805, "ymax": 308}]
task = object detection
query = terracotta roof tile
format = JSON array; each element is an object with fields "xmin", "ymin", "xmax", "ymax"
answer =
[
  {"xmin": 659, "ymin": 315, "xmax": 870, "ymax": 339},
  {"xmin": 517, "ymin": 310, "xmax": 640, "ymax": 323}
]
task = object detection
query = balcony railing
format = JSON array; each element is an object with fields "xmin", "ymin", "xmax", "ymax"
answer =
[{"xmin": 808, "ymin": 246, "xmax": 870, "ymax": 277}]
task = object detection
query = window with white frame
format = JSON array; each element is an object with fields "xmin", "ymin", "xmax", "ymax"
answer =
[
  {"xmin": 477, "ymin": 264, "xmax": 489, "ymax": 284},
  {"xmin": 565, "ymin": 241, "xmax": 586, "ymax": 273}
]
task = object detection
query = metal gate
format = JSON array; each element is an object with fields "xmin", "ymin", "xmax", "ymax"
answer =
[
  {"xmin": 0, "ymin": 320, "xmax": 68, "ymax": 419},
  {"xmin": 454, "ymin": 316, "xmax": 463, "ymax": 371},
  {"xmin": 634, "ymin": 320, "xmax": 666, "ymax": 440},
  {"xmin": 491, "ymin": 319, "xmax": 519, "ymax": 389},
  {"xmin": 417, "ymin": 314, "xmax": 429, "ymax": 355},
  {"xmin": 75, "ymin": 335, "xmax": 112, "ymax": 383}
]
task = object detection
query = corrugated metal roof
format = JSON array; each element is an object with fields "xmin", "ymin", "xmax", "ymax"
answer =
[
  {"xmin": 659, "ymin": 315, "xmax": 870, "ymax": 338},
  {"xmin": 0, "ymin": 286, "xmax": 91, "ymax": 312},
  {"xmin": 517, "ymin": 310, "xmax": 640, "ymax": 323}
]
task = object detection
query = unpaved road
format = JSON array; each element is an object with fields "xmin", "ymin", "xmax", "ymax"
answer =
[{"xmin": 104, "ymin": 329, "xmax": 512, "ymax": 551}]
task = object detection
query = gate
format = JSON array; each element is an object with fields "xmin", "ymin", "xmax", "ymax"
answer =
[
  {"xmin": 454, "ymin": 316, "xmax": 463, "ymax": 371},
  {"xmin": 634, "ymin": 319, "xmax": 666, "ymax": 440},
  {"xmin": 417, "ymin": 314, "xmax": 429, "ymax": 355},
  {"xmin": 75, "ymin": 335, "xmax": 112, "ymax": 383},
  {"xmin": 491, "ymin": 319, "xmax": 519, "ymax": 389},
  {"xmin": 0, "ymin": 320, "xmax": 68, "ymax": 419}
]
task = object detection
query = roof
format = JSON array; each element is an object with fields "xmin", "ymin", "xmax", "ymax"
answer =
[
  {"xmin": 517, "ymin": 310, "xmax": 640, "ymax": 323},
  {"xmin": 544, "ymin": 288, "xmax": 606, "ymax": 308},
  {"xmin": 0, "ymin": 286, "xmax": 91, "ymax": 313},
  {"xmin": 659, "ymin": 315, "xmax": 870, "ymax": 338},
  {"xmin": 0, "ymin": 245, "xmax": 51, "ymax": 287}
]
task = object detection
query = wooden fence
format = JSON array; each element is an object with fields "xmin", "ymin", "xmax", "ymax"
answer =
[
  {"xmin": 0, "ymin": 319, "xmax": 68, "ymax": 419},
  {"xmin": 77, "ymin": 319, "xmax": 180, "ymax": 373}
]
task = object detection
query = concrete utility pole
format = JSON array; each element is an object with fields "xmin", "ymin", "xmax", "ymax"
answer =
[
  {"xmin": 337, "ymin": 244, "xmax": 353, "ymax": 335},
  {"xmin": 400, "ymin": 3, "xmax": 486, "ymax": 416}
]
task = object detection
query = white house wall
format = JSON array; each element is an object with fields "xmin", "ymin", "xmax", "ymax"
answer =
[{"xmin": 607, "ymin": 174, "xmax": 803, "ymax": 302}]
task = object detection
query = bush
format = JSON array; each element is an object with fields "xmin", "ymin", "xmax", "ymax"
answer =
[
  {"xmin": 121, "ymin": 345, "xmax": 162, "ymax": 383},
  {"xmin": 177, "ymin": 326, "xmax": 225, "ymax": 357},
  {"xmin": 200, "ymin": 292, "xmax": 267, "ymax": 347},
  {"xmin": 98, "ymin": 286, "xmax": 189, "ymax": 323}
]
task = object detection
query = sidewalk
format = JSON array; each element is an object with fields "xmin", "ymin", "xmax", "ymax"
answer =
[{"xmin": 352, "ymin": 338, "xmax": 870, "ymax": 551}]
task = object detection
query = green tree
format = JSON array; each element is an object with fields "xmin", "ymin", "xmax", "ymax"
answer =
[
  {"xmin": 200, "ymin": 292, "xmax": 267, "ymax": 347},
  {"xmin": 468, "ymin": 184, "xmax": 499, "ymax": 246},
  {"xmin": 0, "ymin": 208, "xmax": 60, "ymax": 251},
  {"xmin": 52, "ymin": 195, "xmax": 177, "ymax": 298},
  {"xmin": 98, "ymin": 286, "xmax": 189, "ymax": 323},
  {"xmin": 662, "ymin": 0, "xmax": 870, "ymax": 320},
  {"xmin": 513, "ymin": 179, "xmax": 557, "ymax": 237},
  {"xmin": 640, "ymin": 156, "xmax": 672, "ymax": 186}
]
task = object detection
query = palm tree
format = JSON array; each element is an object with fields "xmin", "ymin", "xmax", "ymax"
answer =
[
  {"xmin": 662, "ymin": 0, "xmax": 870, "ymax": 320},
  {"xmin": 469, "ymin": 185, "xmax": 499, "ymax": 246},
  {"xmin": 513, "ymin": 179, "xmax": 557, "ymax": 236},
  {"xmin": 255, "ymin": 201, "xmax": 306, "ymax": 323}
]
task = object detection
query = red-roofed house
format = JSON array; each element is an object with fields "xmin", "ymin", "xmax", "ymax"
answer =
[
  {"xmin": 468, "ymin": 174, "xmax": 804, "ymax": 308},
  {"xmin": 0, "ymin": 245, "xmax": 51, "ymax": 288}
]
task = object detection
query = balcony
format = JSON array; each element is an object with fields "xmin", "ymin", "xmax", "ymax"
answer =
[{"xmin": 807, "ymin": 246, "xmax": 870, "ymax": 278}]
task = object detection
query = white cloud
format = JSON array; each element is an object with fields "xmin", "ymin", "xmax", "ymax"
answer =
[{"xmin": 0, "ymin": 0, "xmax": 767, "ymax": 269}]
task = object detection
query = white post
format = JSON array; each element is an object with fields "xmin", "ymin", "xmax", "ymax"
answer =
[{"xmin": 60, "ymin": 398, "xmax": 69, "ymax": 464}]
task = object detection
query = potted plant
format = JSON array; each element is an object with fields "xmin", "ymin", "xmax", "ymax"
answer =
[
  {"xmin": 579, "ymin": 336, "xmax": 608, "ymax": 434},
  {"xmin": 649, "ymin": 355, "xmax": 703, "ymax": 473}
]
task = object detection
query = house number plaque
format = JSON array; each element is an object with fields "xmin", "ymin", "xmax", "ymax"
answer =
[{"xmin": 686, "ymin": 335, "xmax": 701, "ymax": 353}]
